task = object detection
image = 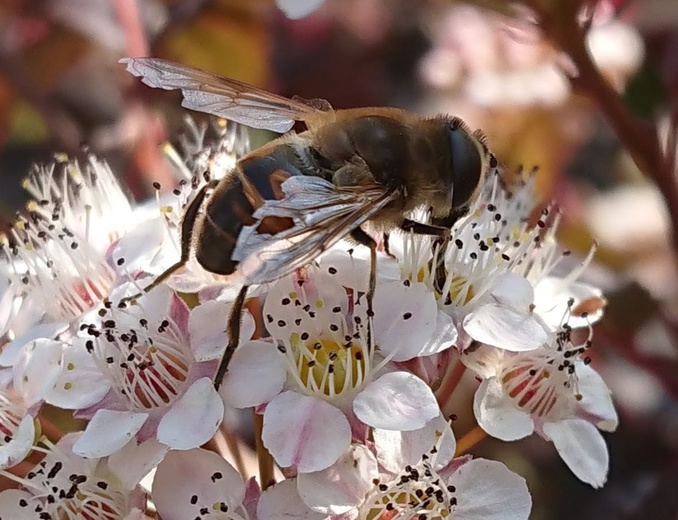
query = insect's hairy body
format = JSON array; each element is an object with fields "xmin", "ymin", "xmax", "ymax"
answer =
[
  {"xmin": 121, "ymin": 57, "xmax": 494, "ymax": 389},
  {"xmin": 193, "ymin": 108, "xmax": 486, "ymax": 276}
]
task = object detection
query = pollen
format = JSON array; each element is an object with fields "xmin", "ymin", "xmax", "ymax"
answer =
[
  {"xmin": 362, "ymin": 460, "xmax": 454, "ymax": 520},
  {"xmin": 295, "ymin": 337, "xmax": 366, "ymax": 397}
]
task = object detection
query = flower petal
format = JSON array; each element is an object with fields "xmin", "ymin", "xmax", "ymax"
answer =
[
  {"xmin": 45, "ymin": 338, "xmax": 110, "ymax": 409},
  {"xmin": 416, "ymin": 311, "xmax": 458, "ymax": 357},
  {"xmin": 489, "ymin": 273, "xmax": 534, "ymax": 310},
  {"xmin": 0, "ymin": 416, "xmax": 35, "ymax": 469},
  {"xmin": 534, "ymin": 277, "xmax": 605, "ymax": 329},
  {"xmin": 220, "ymin": 340, "xmax": 286, "ymax": 408},
  {"xmin": 463, "ymin": 304, "xmax": 547, "ymax": 351},
  {"xmin": 373, "ymin": 414, "xmax": 456, "ymax": 473},
  {"xmin": 263, "ymin": 391, "xmax": 350, "ymax": 472},
  {"xmin": 0, "ymin": 489, "xmax": 39, "ymax": 517},
  {"xmin": 190, "ymin": 300, "xmax": 255, "ymax": 361},
  {"xmin": 297, "ymin": 444, "xmax": 377, "ymax": 514},
  {"xmin": 258, "ymin": 479, "xmax": 327, "ymax": 520},
  {"xmin": 110, "ymin": 217, "xmax": 166, "ymax": 274},
  {"xmin": 450, "ymin": 458, "xmax": 532, "ymax": 520},
  {"xmin": 157, "ymin": 378, "xmax": 224, "ymax": 450},
  {"xmin": 13, "ymin": 338, "xmax": 63, "ymax": 406},
  {"xmin": 74, "ymin": 409, "xmax": 148, "ymax": 458},
  {"xmin": 109, "ymin": 438, "xmax": 170, "ymax": 491},
  {"xmin": 353, "ymin": 372, "xmax": 438, "ymax": 431},
  {"xmin": 543, "ymin": 418, "xmax": 609, "ymax": 488},
  {"xmin": 153, "ymin": 448, "xmax": 245, "ymax": 520},
  {"xmin": 0, "ymin": 322, "xmax": 67, "ymax": 368},
  {"xmin": 473, "ymin": 378, "xmax": 534, "ymax": 441},
  {"xmin": 373, "ymin": 281, "xmax": 438, "ymax": 361},
  {"xmin": 576, "ymin": 363, "xmax": 618, "ymax": 432}
]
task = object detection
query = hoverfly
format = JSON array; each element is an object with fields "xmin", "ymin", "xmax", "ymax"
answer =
[{"xmin": 122, "ymin": 58, "xmax": 496, "ymax": 389}]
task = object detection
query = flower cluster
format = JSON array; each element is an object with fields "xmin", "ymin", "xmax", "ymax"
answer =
[{"xmin": 0, "ymin": 118, "xmax": 616, "ymax": 518}]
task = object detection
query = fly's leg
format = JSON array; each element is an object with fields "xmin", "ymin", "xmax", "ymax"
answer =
[
  {"xmin": 349, "ymin": 227, "xmax": 377, "ymax": 351},
  {"xmin": 214, "ymin": 284, "xmax": 249, "ymax": 390},
  {"xmin": 124, "ymin": 179, "xmax": 217, "ymax": 303},
  {"xmin": 382, "ymin": 232, "xmax": 397, "ymax": 260},
  {"xmin": 400, "ymin": 219, "xmax": 451, "ymax": 239},
  {"xmin": 428, "ymin": 208, "xmax": 469, "ymax": 297}
]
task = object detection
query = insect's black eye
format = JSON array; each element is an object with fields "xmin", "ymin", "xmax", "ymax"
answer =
[{"xmin": 448, "ymin": 126, "xmax": 482, "ymax": 209}]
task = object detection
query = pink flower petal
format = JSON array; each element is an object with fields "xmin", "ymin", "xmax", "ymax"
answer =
[
  {"xmin": 489, "ymin": 273, "xmax": 534, "ymax": 309},
  {"xmin": 109, "ymin": 217, "xmax": 166, "ymax": 274},
  {"xmin": 0, "ymin": 322, "xmax": 67, "ymax": 368},
  {"xmin": 220, "ymin": 340, "xmax": 286, "ymax": 408},
  {"xmin": 0, "ymin": 416, "xmax": 35, "ymax": 469},
  {"xmin": 297, "ymin": 444, "xmax": 377, "ymax": 514},
  {"xmin": 576, "ymin": 363, "xmax": 618, "ymax": 431},
  {"xmin": 416, "ymin": 310, "xmax": 458, "ymax": 357},
  {"xmin": 373, "ymin": 414, "xmax": 456, "ymax": 473},
  {"xmin": 373, "ymin": 281, "xmax": 438, "ymax": 361},
  {"xmin": 109, "ymin": 438, "xmax": 170, "ymax": 491},
  {"xmin": 152, "ymin": 448, "xmax": 245, "ymax": 520},
  {"xmin": 263, "ymin": 391, "xmax": 350, "ymax": 472},
  {"xmin": 473, "ymin": 378, "xmax": 534, "ymax": 441},
  {"xmin": 157, "ymin": 378, "xmax": 224, "ymax": 450},
  {"xmin": 463, "ymin": 303, "xmax": 547, "ymax": 351},
  {"xmin": 46, "ymin": 338, "xmax": 110, "ymax": 409},
  {"xmin": 13, "ymin": 338, "xmax": 63, "ymax": 407},
  {"xmin": 534, "ymin": 277, "xmax": 605, "ymax": 329},
  {"xmin": 190, "ymin": 300, "xmax": 255, "ymax": 361},
  {"xmin": 73, "ymin": 409, "xmax": 148, "ymax": 458},
  {"xmin": 449, "ymin": 458, "xmax": 532, "ymax": 520},
  {"xmin": 0, "ymin": 489, "xmax": 37, "ymax": 516},
  {"xmin": 353, "ymin": 372, "xmax": 438, "ymax": 431},
  {"xmin": 543, "ymin": 419, "xmax": 609, "ymax": 488},
  {"xmin": 258, "ymin": 479, "xmax": 327, "ymax": 520}
]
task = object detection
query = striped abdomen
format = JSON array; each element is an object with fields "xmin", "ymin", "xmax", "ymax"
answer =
[{"xmin": 194, "ymin": 145, "xmax": 305, "ymax": 275}]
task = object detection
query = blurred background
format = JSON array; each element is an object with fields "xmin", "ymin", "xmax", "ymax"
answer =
[{"xmin": 1, "ymin": 0, "xmax": 677, "ymax": 518}]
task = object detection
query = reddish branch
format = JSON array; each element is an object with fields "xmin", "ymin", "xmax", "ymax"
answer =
[{"xmin": 527, "ymin": 1, "xmax": 678, "ymax": 262}]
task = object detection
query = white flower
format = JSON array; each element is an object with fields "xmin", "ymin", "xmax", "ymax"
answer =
[
  {"xmin": 464, "ymin": 318, "xmax": 618, "ymax": 487},
  {"xmin": 0, "ymin": 369, "xmax": 39, "ymax": 469},
  {"xmin": 391, "ymin": 171, "xmax": 548, "ymax": 353},
  {"xmin": 293, "ymin": 415, "xmax": 531, "ymax": 520},
  {"xmin": 42, "ymin": 283, "xmax": 253, "ymax": 456},
  {"xmin": 0, "ymin": 433, "xmax": 150, "ymax": 519},
  {"xmin": 222, "ymin": 251, "xmax": 454, "ymax": 472},
  {"xmin": 0, "ymin": 155, "xmax": 166, "ymax": 326},
  {"xmin": 151, "ymin": 448, "xmax": 255, "ymax": 520},
  {"xmin": 510, "ymin": 215, "xmax": 605, "ymax": 331}
]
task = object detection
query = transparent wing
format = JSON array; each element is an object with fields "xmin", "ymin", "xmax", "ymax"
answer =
[
  {"xmin": 121, "ymin": 58, "xmax": 332, "ymax": 133},
  {"xmin": 232, "ymin": 176, "xmax": 398, "ymax": 285}
]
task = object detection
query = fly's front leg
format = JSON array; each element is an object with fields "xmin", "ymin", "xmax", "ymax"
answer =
[
  {"xmin": 428, "ymin": 208, "xmax": 469, "ymax": 297},
  {"xmin": 382, "ymin": 232, "xmax": 396, "ymax": 260},
  {"xmin": 123, "ymin": 179, "xmax": 218, "ymax": 304},
  {"xmin": 349, "ymin": 227, "xmax": 377, "ymax": 350},
  {"xmin": 400, "ymin": 219, "xmax": 450, "ymax": 240}
]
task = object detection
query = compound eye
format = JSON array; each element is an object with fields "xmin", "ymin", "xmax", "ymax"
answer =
[{"xmin": 448, "ymin": 125, "xmax": 483, "ymax": 209}]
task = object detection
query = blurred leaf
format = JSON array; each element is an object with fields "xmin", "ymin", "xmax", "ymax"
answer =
[
  {"xmin": 489, "ymin": 107, "xmax": 573, "ymax": 200},
  {"xmin": 157, "ymin": 0, "xmax": 269, "ymax": 85},
  {"xmin": 6, "ymin": 99, "xmax": 48, "ymax": 143}
]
